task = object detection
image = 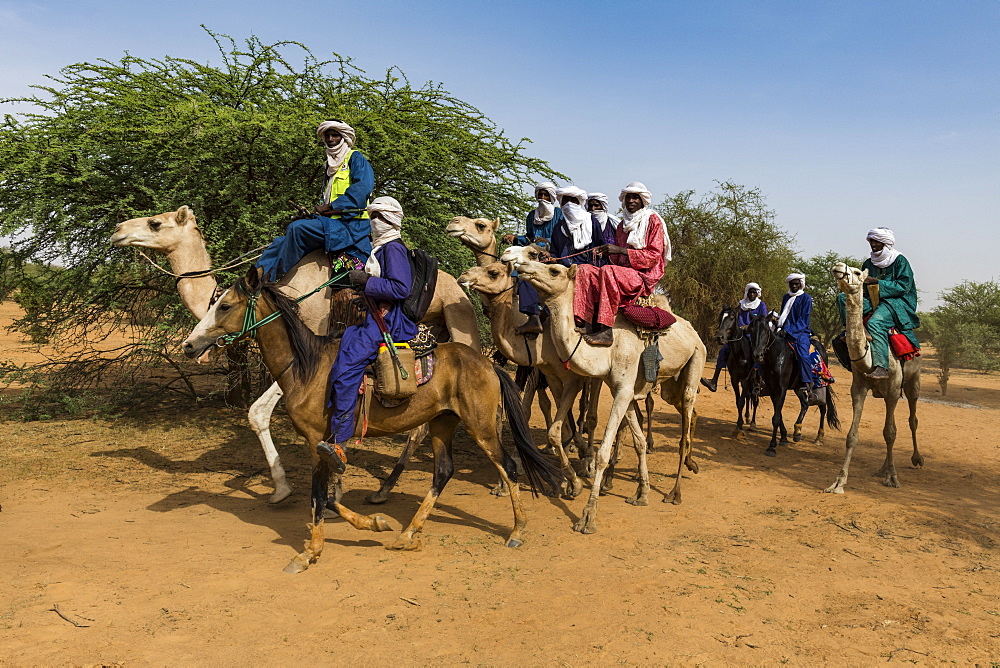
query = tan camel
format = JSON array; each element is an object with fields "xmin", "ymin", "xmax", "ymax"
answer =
[
  {"xmin": 508, "ymin": 253, "xmax": 707, "ymax": 534},
  {"xmin": 181, "ymin": 270, "xmax": 563, "ymax": 573},
  {"xmin": 825, "ymin": 263, "xmax": 922, "ymax": 493},
  {"xmin": 110, "ymin": 205, "xmax": 481, "ymax": 504},
  {"xmin": 445, "ymin": 216, "xmax": 501, "ymax": 267}
]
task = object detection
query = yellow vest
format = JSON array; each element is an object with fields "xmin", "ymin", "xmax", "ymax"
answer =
[{"xmin": 323, "ymin": 149, "xmax": 370, "ymax": 219}]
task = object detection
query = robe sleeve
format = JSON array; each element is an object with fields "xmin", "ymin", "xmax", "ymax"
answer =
[
  {"xmin": 875, "ymin": 255, "xmax": 914, "ymax": 300},
  {"xmin": 329, "ymin": 151, "xmax": 375, "ymax": 221},
  {"xmin": 364, "ymin": 241, "xmax": 412, "ymax": 302},
  {"xmin": 615, "ymin": 215, "xmax": 664, "ymax": 270},
  {"xmin": 549, "ymin": 222, "xmax": 572, "ymax": 265}
]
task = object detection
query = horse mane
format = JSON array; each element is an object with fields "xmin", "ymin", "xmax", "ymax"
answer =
[{"xmin": 239, "ymin": 277, "xmax": 336, "ymax": 383}]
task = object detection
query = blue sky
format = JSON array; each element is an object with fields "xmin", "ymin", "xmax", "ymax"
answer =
[{"xmin": 1, "ymin": 0, "xmax": 997, "ymax": 305}]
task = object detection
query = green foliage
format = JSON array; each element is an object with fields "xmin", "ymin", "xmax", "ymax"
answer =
[
  {"xmin": 925, "ymin": 280, "xmax": 1000, "ymax": 393},
  {"xmin": 796, "ymin": 250, "xmax": 867, "ymax": 346},
  {"xmin": 0, "ymin": 29, "xmax": 562, "ymax": 412},
  {"xmin": 656, "ymin": 181, "xmax": 797, "ymax": 342}
]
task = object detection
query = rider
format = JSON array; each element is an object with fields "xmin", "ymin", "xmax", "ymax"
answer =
[
  {"xmin": 838, "ymin": 227, "xmax": 920, "ymax": 379},
  {"xmin": 575, "ymin": 182, "xmax": 672, "ymax": 346},
  {"xmin": 502, "ymin": 182, "xmax": 564, "ymax": 335},
  {"xmin": 318, "ymin": 196, "xmax": 417, "ymax": 473},
  {"xmin": 775, "ymin": 273, "xmax": 820, "ymax": 403},
  {"xmin": 549, "ymin": 186, "xmax": 611, "ymax": 266},
  {"xmin": 586, "ymin": 192, "xmax": 620, "ymax": 247},
  {"xmin": 701, "ymin": 282, "xmax": 768, "ymax": 392},
  {"xmin": 257, "ymin": 120, "xmax": 375, "ymax": 281}
]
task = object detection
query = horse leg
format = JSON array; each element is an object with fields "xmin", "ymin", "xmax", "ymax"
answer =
[
  {"xmin": 248, "ymin": 382, "xmax": 292, "ymax": 504},
  {"xmin": 874, "ymin": 392, "xmax": 900, "ymax": 487},
  {"xmin": 389, "ymin": 415, "xmax": 459, "ymax": 551},
  {"xmin": 575, "ymin": 390, "xmax": 632, "ymax": 534},
  {"xmin": 766, "ymin": 390, "xmax": 784, "ymax": 456},
  {"xmin": 792, "ymin": 391, "xmax": 808, "ymax": 443},
  {"xmin": 733, "ymin": 382, "xmax": 746, "ymax": 439},
  {"xmin": 365, "ymin": 423, "xmax": 428, "ymax": 504},
  {"xmin": 283, "ymin": 454, "xmax": 333, "ymax": 574},
  {"xmin": 815, "ymin": 391, "xmax": 827, "ymax": 445},
  {"xmin": 825, "ymin": 379, "xmax": 868, "ymax": 493},
  {"xmin": 748, "ymin": 391, "xmax": 759, "ymax": 432},
  {"xmin": 625, "ymin": 402, "xmax": 650, "ymax": 507}
]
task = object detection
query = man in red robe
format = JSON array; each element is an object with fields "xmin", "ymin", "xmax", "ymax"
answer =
[{"xmin": 572, "ymin": 182, "xmax": 672, "ymax": 346}]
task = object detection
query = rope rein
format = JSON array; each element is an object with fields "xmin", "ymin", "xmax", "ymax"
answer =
[{"xmin": 134, "ymin": 246, "xmax": 269, "ymax": 281}]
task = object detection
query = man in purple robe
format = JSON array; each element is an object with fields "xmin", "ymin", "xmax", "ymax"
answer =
[
  {"xmin": 701, "ymin": 282, "xmax": 768, "ymax": 392},
  {"xmin": 318, "ymin": 196, "xmax": 417, "ymax": 472}
]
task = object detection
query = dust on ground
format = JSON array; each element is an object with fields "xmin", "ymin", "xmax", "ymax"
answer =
[{"xmin": 1, "ymin": 302, "xmax": 998, "ymax": 665}]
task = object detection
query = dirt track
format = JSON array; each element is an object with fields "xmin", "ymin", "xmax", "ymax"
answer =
[{"xmin": 1, "ymin": 301, "xmax": 998, "ymax": 664}]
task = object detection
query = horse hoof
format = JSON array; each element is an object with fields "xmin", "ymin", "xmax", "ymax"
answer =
[
  {"xmin": 364, "ymin": 490, "xmax": 390, "ymax": 505},
  {"xmin": 814, "ymin": 439, "xmax": 824, "ymax": 446},
  {"xmin": 765, "ymin": 448, "xmax": 776, "ymax": 457},
  {"xmin": 387, "ymin": 537, "xmax": 423, "ymax": 551},
  {"xmin": 282, "ymin": 554, "xmax": 311, "ymax": 574},
  {"xmin": 505, "ymin": 538, "xmax": 523, "ymax": 548},
  {"xmin": 733, "ymin": 430, "xmax": 745, "ymax": 440},
  {"xmin": 792, "ymin": 434, "xmax": 802, "ymax": 443},
  {"xmin": 268, "ymin": 486, "xmax": 292, "ymax": 504}
]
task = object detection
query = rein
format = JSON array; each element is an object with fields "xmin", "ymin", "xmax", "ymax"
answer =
[
  {"xmin": 134, "ymin": 246, "xmax": 269, "ymax": 281},
  {"xmin": 561, "ymin": 333, "xmax": 585, "ymax": 370}
]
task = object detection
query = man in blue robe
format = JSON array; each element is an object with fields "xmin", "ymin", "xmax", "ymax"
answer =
[
  {"xmin": 257, "ymin": 120, "xmax": 375, "ymax": 281},
  {"xmin": 701, "ymin": 282, "xmax": 768, "ymax": 392},
  {"xmin": 502, "ymin": 182, "xmax": 564, "ymax": 335},
  {"xmin": 318, "ymin": 196, "xmax": 417, "ymax": 472},
  {"xmin": 776, "ymin": 273, "xmax": 820, "ymax": 402},
  {"xmin": 550, "ymin": 186, "xmax": 608, "ymax": 267}
]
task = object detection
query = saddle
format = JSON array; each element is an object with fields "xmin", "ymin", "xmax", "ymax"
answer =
[
  {"xmin": 783, "ymin": 334, "xmax": 835, "ymax": 388},
  {"xmin": 360, "ymin": 324, "xmax": 438, "ymax": 409},
  {"xmin": 621, "ymin": 295, "xmax": 677, "ymax": 333}
]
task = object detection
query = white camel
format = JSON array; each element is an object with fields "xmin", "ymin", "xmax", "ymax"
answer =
[
  {"xmin": 825, "ymin": 263, "xmax": 922, "ymax": 493},
  {"xmin": 508, "ymin": 251, "xmax": 707, "ymax": 534},
  {"xmin": 110, "ymin": 205, "xmax": 481, "ymax": 503}
]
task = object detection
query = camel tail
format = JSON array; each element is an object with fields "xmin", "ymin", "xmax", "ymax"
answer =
[
  {"xmin": 493, "ymin": 365, "xmax": 566, "ymax": 497},
  {"xmin": 826, "ymin": 384, "xmax": 841, "ymax": 431}
]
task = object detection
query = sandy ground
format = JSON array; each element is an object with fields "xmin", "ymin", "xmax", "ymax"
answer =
[{"xmin": 1, "ymin": 300, "xmax": 998, "ymax": 665}]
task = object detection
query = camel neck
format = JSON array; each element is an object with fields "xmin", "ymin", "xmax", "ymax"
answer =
[
  {"xmin": 484, "ymin": 286, "xmax": 541, "ymax": 366},
  {"xmin": 473, "ymin": 240, "xmax": 501, "ymax": 267},
  {"xmin": 167, "ymin": 236, "xmax": 217, "ymax": 320},
  {"xmin": 843, "ymin": 287, "xmax": 873, "ymax": 372}
]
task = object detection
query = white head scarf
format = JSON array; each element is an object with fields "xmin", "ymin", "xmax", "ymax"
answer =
[
  {"xmin": 364, "ymin": 196, "xmax": 403, "ymax": 278},
  {"xmin": 556, "ymin": 186, "xmax": 592, "ymax": 250},
  {"xmin": 317, "ymin": 120, "xmax": 357, "ymax": 176},
  {"xmin": 739, "ymin": 282, "xmax": 762, "ymax": 311},
  {"xmin": 777, "ymin": 273, "xmax": 806, "ymax": 327},
  {"xmin": 618, "ymin": 182, "xmax": 672, "ymax": 262},
  {"xmin": 866, "ymin": 227, "xmax": 900, "ymax": 268},
  {"xmin": 534, "ymin": 182, "xmax": 558, "ymax": 223},
  {"xmin": 587, "ymin": 192, "xmax": 619, "ymax": 227}
]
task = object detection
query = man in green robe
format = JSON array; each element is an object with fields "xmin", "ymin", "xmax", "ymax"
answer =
[{"xmin": 837, "ymin": 227, "xmax": 920, "ymax": 379}]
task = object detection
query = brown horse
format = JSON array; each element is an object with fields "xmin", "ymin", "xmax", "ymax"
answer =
[{"xmin": 181, "ymin": 268, "xmax": 563, "ymax": 573}]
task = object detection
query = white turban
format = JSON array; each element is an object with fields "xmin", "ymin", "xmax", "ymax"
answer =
[
  {"xmin": 618, "ymin": 181, "xmax": 671, "ymax": 261},
  {"xmin": 317, "ymin": 120, "xmax": 357, "ymax": 176},
  {"xmin": 533, "ymin": 181, "xmax": 558, "ymax": 223},
  {"xmin": 866, "ymin": 227, "xmax": 900, "ymax": 268},
  {"xmin": 586, "ymin": 193, "xmax": 609, "ymax": 210},
  {"xmin": 556, "ymin": 186, "xmax": 592, "ymax": 251},
  {"xmin": 587, "ymin": 192, "xmax": 619, "ymax": 227},
  {"xmin": 740, "ymin": 282, "xmax": 762, "ymax": 311},
  {"xmin": 365, "ymin": 196, "xmax": 403, "ymax": 277},
  {"xmin": 778, "ymin": 274, "xmax": 806, "ymax": 327}
]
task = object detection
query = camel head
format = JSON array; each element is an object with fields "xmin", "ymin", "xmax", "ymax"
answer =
[
  {"xmin": 458, "ymin": 261, "xmax": 514, "ymax": 297},
  {"xmin": 499, "ymin": 243, "xmax": 547, "ymax": 268},
  {"xmin": 830, "ymin": 262, "xmax": 867, "ymax": 295},
  {"xmin": 110, "ymin": 205, "xmax": 200, "ymax": 253},
  {"xmin": 446, "ymin": 216, "xmax": 500, "ymax": 252},
  {"xmin": 513, "ymin": 260, "xmax": 576, "ymax": 297}
]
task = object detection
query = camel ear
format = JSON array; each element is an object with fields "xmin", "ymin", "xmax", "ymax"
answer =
[
  {"xmin": 860, "ymin": 268, "xmax": 868, "ymax": 281},
  {"xmin": 175, "ymin": 205, "xmax": 193, "ymax": 225},
  {"xmin": 492, "ymin": 218, "xmax": 500, "ymax": 229},
  {"xmin": 567, "ymin": 264, "xmax": 577, "ymax": 279}
]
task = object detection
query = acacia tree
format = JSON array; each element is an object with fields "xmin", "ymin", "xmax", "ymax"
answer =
[
  {"xmin": 0, "ymin": 30, "xmax": 562, "ymax": 414},
  {"xmin": 656, "ymin": 181, "xmax": 796, "ymax": 343},
  {"xmin": 925, "ymin": 280, "xmax": 1000, "ymax": 395},
  {"xmin": 797, "ymin": 250, "xmax": 867, "ymax": 347}
]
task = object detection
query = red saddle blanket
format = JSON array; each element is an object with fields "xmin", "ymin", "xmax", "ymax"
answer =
[{"xmin": 621, "ymin": 304, "xmax": 676, "ymax": 330}]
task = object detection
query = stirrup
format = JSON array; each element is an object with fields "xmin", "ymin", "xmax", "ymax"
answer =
[{"xmin": 317, "ymin": 441, "xmax": 347, "ymax": 474}]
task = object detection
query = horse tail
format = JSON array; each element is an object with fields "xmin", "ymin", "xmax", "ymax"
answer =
[
  {"xmin": 825, "ymin": 384, "xmax": 841, "ymax": 431},
  {"xmin": 493, "ymin": 365, "xmax": 566, "ymax": 497}
]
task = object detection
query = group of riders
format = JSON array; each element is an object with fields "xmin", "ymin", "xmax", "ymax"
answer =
[{"xmin": 254, "ymin": 119, "xmax": 921, "ymax": 469}]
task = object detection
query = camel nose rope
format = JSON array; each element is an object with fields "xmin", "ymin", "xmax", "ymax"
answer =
[{"xmin": 131, "ymin": 246, "xmax": 269, "ymax": 281}]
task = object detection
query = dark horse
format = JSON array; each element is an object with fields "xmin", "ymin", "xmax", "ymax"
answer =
[
  {"xmin": 747, "ymin": 315, "xmax": 840, "ymax": 456},
  {"xmin": 713, "ymin": 306, "xmax": 760, "ymax": 438}
]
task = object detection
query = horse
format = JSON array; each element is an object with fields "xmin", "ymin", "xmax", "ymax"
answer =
[
  {"xmin": 747, "ymin": 315, "xmax": 840, "ymax": 456},
  {"xmin": 713, "ymin": 306, "xmax": 760, "ymax": 438},
  {"xmin": 181, "ymin": 267, "xmax": 564, "ymax": 573}
]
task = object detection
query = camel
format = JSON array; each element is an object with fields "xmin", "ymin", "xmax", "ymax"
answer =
[
  {"xmin": 825, "ymin": 263, "xmax": 922, "ymax": 493},
  {"xmin": 507, "ymin": 252, "xmax": 707, "ymax": 534},
  {"xmin": 110, "ymin": 205, "xmax": 481, "ymax": 504},
  {"xmin": 181, "ymin": 269, "xmax": 564, "ymax": 573}
]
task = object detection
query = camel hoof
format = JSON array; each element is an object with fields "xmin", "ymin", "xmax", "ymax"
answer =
[
  {"xmin": 883, "ymin": 477, "xmax": 900, "ymax": 488},
  {"xmin": 765, "ymin": 448, "xmax": 776, "ymax": 457},
  {"xmin": 566, "ymin": 443, "xmax": 578, "ymax": 454},
  {"xmin": 626, "ymin": 494, "xmax": 648, "ymax": 506},
  {"xmin": 823, "ymin": 485, "xmax": 844, "ymax": 494},
  {"xmin": 573, "ymin": 512, "xmax": 598, "ymax": 534},
  {"xmin": 282, "ymin": 553, "xmax": 312, "ymax": 574},
  {"xmin": 662, "ymin": 491, "xmax": 681, "ymax": 505},
  {"xmin": 539, "ymin": 445, "xmax": 558, "ymax": 456},
  {"xmin": 268, "ymin": 486, "xmax": 292, "ymax": 504},
  {"xmin": 505, "ymin": 538, "xmax": 523, "ymax": 548},
  {"xmin": 364, "ymin": 489, "xmax": 390, "ymax": 505},
  {"xmin": 387, "ymin": 536, "xmax": 424, "ymax": 551},
  {"xmin": 563, "ymin": 478, "xmax": 583, "ymax": 500}
]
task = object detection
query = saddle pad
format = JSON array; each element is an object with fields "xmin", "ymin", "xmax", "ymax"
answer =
[{"xmin": 621, "ymin": 304, "xmax": 677, "ymax": 330}]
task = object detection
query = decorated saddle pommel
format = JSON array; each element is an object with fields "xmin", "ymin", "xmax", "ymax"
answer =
[{"xmin": 621, "ymin": 295, "xmax": 677, "ymax": 331}]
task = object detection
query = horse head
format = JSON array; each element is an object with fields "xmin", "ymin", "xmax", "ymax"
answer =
[
  {"xmin": 715, "ymin": 306, "xmax": 739, "ymax": 345},
  {"xmin": 181, "ymin": 267, "xmax": 260, "ymax": 361},
  {"xmin": 747, "ymin": 314, "xmax": 773, "ymax": 363}
]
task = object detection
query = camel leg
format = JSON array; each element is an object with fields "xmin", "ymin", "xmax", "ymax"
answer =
[
  {"xmin": 283, "ymin": 455, "xmax": 333, "ymax": 574},
  {"xmin": 365, "ymin": 423, "xmax": 428, "ymax": 504},
  {"xmin": 625, "ymin": 404, "xmax": 649, "ymax": 507},
  {"xmin": 664, "ymin": 368, "xmax": 699, "ymax": 504},
  {"xmin": 389, "ymin": 415, "xmax": 459, "ymax": 551},
  {"xmin": 824, "ymin": 379, "xmax": 868, "ymax": 493},
  {"xmin": 874, "ymin": 391, "xmax": 900, "ymax": 487},
  {"xmin": 644, "ymin": 392, "xmax": 656, "ymax": 452},
  {"xmin": 546, "ymin": 378, "xmax": 585, "ymax": 499},
  {"xmin": 248, "ymin": 382, "xmax": 292, "ymax": 504},
  {"xmin": 905, "ymin": 371, "xmax": 923, "ymax": 468},
  {"xmin": 601, "ymin": 422, "xmax": 626, "ymax": 494},
  {"xmin": 578, "ymin": 381, "xmax": 602, "ymax": 478},
  {"xmin": 575, "ymin": 390, "xmax": 633, "ymax": 534}
]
